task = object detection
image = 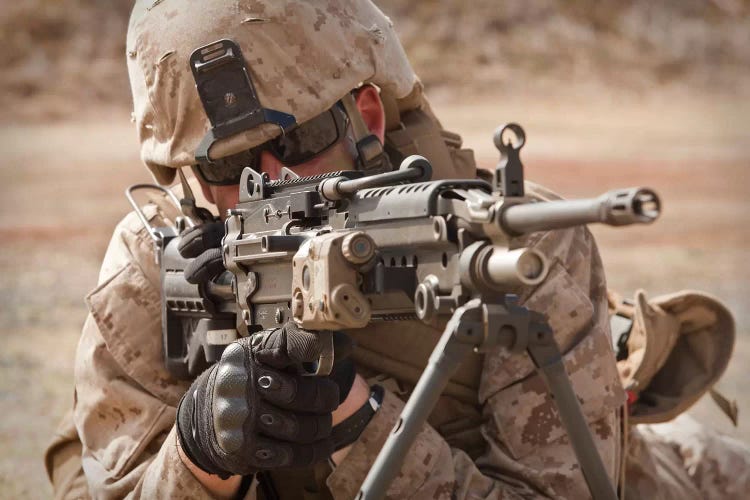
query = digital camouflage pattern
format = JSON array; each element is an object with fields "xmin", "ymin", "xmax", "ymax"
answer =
[
  {"xmin": 46, "ymin": 178, "xmax": 626, "ymax": 499},
  {"xmin": 610, "ymin": 289, "xmax": 736, "ymax": 426},
  {"xmin": 626, "ymin": 415, "xmax": 750, "ymax": 499},
  {"xmin": 44, "ymin": 181, "xmax": 750, "ymax": 499},
  {"xmin": 127, "ymin": 0, "xmax": 421, "ymax": 185},
  {"xmin": 44, "ymin": 0, "xmax": 750, "ymax": 497}
]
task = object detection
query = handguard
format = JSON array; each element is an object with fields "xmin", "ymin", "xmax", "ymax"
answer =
[{"xmin": 223, "ymin": 125, "xmax": 660, "ymax": 341}]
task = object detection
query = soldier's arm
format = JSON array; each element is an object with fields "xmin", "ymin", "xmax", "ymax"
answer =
[
  {"xmin": 74, "ymin": 313, "xmax": 226, "ymax": 498},
  {"xmin": 72, "ymin": 208, "xmax": 237, "ymax": 499},
  {"xmin": 327, "ymin": 223, "xmax": 625, "ymax": 498}
]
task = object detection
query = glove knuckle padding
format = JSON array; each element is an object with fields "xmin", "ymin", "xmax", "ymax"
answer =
[
  {"xmin": 212, "ymin": 343, "xmax": 252, "ymax": 454},
  {"xmin": 256, "ymin": 367, "xmax": 338, "ymax": 413},
  {"xmin": 253, "ymin": 437, "xmax": 293, "ymax": 468},
  {"xmin": 256, "ymin": 401, "xmax": 299, "ymax": 440},
  {"xmin": 256, "ymin": 366, "xmax": 300, "ymax": 407},
  {"xmin": 257, "ymin": 402, "xmax": 332, "ymax": 443},
  {"xmin": 178, "ymin": 327, "xmax": 345, "ymax": 475}
]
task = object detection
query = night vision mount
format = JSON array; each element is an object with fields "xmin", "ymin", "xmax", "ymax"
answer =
[{"xmin": 190, "ymin": 39, "xmax": 297, "ymax": 164}]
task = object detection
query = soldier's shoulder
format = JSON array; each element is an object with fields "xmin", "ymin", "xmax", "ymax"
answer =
[
  {"xmin": 114, "ymin": 204, "xmax": 159, "ymax": 240},
  {"xmin": 97, "ymin": 203, "xmax": 173, "ymax": 287},
  {"xmin": 507, "ymin": 181, "xmax": 605, "ymax": 312}
]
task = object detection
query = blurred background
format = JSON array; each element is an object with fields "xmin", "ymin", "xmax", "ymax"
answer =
[{"xmin": 1, "ymin": 0, "xmax": 748, "ymax": 497}]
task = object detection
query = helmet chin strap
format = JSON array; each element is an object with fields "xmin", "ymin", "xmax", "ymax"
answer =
[
  {"xmin": 177, "ymin": 167, "xmax": 214, "ymax": 225},
  {"xmin": 340, "ymin": 91, "xmax": 389, "ymax": 173}
]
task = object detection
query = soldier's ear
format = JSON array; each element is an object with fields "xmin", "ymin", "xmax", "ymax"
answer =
[{"xmin": 354, "ymin": 85, "xmax": 385, "ymax": 143}]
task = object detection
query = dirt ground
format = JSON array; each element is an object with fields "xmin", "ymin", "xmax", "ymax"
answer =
[{"xmin": 0, "ymin": 83, "xmax": 748, "ymax": 497}]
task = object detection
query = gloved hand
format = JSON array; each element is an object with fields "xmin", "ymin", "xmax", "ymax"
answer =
[
  {"xmin": 177, "ymin": 220, "xmax": 226, "ymax": 284},
  {"xmin": 176, "ymin": 322, "xmax": 356, "ymax": 478}
]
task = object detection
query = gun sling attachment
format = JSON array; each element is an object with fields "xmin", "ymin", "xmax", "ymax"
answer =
[{"xmin": 129, "ymin": 124, "xmax": 661, "ymax": 499}]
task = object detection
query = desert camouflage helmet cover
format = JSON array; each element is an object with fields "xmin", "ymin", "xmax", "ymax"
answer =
[{"xmin": 127, "ymin": 0, "xmax": 421, "ymax": 185}]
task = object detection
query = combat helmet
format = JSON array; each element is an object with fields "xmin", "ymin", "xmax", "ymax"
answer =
[{"xmin": 126, "ymin": 0, "xmax": 422, "ymax": 185}]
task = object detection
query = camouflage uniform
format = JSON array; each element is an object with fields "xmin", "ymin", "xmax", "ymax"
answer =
[
  {"xmin": 44, "ymin": 197, "xmax": 750, "ymax": 499},
  {"xmin": 44, "ymin": 0, "xmax": 749, "ymax": 498},
  {"xmin": 625, "ymin": 415, "xmax": 750, "ymax": 499},
  {"xmin": 44, "ymin": 180, "xmax": 627, "ymax": 499}
]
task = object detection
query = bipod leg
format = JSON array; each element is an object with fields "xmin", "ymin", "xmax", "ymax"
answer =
[
  {"xmin": 525, "ymin": 318, "xmax": 618, "ymax": 500},
  {"xmin": 356, "ymin": 301, "xmax": 482, "ymax": 500},
  {"xmin": 356, "ymin": 296, "xmax": 617, "ymax": 500}
]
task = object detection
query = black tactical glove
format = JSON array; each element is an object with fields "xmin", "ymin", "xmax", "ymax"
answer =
[
  {"xmin": 177, "ymin": 220, "xmax": 226, "ymax": 284},
  {"xmin": 176, "ymin": 322, "xmax": 355, "ymax": 478}
]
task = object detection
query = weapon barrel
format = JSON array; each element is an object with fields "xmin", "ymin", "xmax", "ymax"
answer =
[{"xmin": 500, "ymin": 187, "xmax": 660, "ymax": 235}]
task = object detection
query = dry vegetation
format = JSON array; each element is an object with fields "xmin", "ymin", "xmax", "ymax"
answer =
[{"xmin": 0, "ymin": 1, "xmax": 749, "ymax": 497}]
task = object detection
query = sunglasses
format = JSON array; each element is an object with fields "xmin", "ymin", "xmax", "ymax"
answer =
[{"xmin": 193, "ymin": 101, "xmax": 351, "ymax": 185}]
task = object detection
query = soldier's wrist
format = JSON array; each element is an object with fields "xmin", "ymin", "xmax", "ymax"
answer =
[
  {"xmin": 175, "ymin": 367, "xmax": 234, "ymax": 479},
  {"xmin": 331, "ymin": 374, "xmax": 370, "ymax": 425},
  {"xmin": 331, "ymin": 383, "xmax": 384, "ymax": 451},
  {"xmin": 176, "ymin": 430, "xmax": 243, "ymax": 499}
]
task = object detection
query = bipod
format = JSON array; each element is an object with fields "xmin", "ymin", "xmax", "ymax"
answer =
[{"xmin": 357, "ymin": 295, "xmax": 618, "ymax": 500}]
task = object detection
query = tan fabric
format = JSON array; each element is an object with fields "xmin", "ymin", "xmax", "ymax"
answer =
[
  {"xmin": 52, "ymin": 177, "xmax": 627, "ymax": 499},
  {"xmin": 45, "ymin": 190, "xmax": 750, "ymax": 498},
  {"xmin": 71, "ymin": 207, "xmax": 213, "ymax": 498},
  {"xmin": 626, "ymin": 415, "xmax": 750, "ymax": 500},
  {"xmin": 127, "ymin": 0, "xmax": 422, "ymax": 184},
  {"xmin": 611, "ymin": 290, "xmax": 736, "ymax": 424},
  {"xmin": 44, "ymin": 409, "xmax": 91, "ymax": 500},
  {"xmin": 615, "ymin": 290, "xmax": 682, "ymax": 393},
  {"xmin": 384, "ymin": 107, "xmax": 476, "ymax": 180},
  {"xmin": 45, "ymin": 114, "xmax": 748, "ymax": 499}
]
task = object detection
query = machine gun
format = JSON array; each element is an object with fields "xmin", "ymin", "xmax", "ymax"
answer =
[{"xmin": 129, "ymin": 124, "xmax": 660, "ymax": 499}]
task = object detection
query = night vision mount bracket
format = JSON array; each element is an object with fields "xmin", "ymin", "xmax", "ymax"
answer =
[{"xmin": 190, "ymin": 39, "xmax": 298, "ymax": 164}]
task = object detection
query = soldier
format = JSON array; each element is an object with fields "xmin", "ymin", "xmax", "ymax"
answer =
[{"xmin": 44, "ymin": 0, "xmax": 749, "ymax": 499}]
